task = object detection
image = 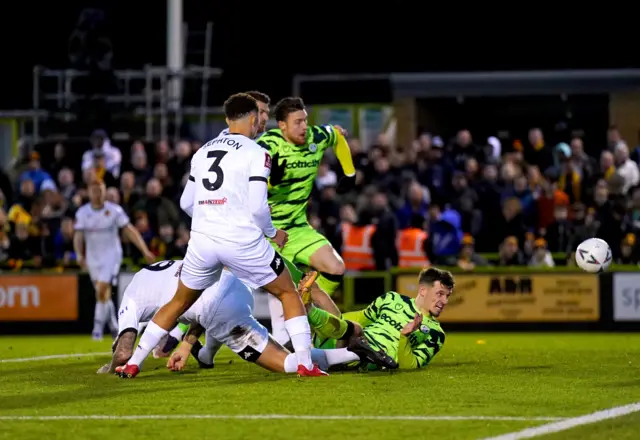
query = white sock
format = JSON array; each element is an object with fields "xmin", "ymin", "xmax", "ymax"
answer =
[
  {"xmin": 127, "ymin": 321, "xmax": 169, "ymax": 367},
  {"xmin": 92, "ymin": 301, "xmax": 108, "ymax": 335},
  {"xmin": 106, "ymin": 301, "xmax": 118, "ymax": 332},
  {"xmin": 268, "ymin": 294, "xmax": 289, "ymax": 345},
  {"xmin": 284, "ymin": 315, "xmax": 313, "ymax": 369},
  {"xmin": 283, "ymin": 353, "xmax": 299, "ymax": 373},
  {"xmin": 323, "ymin": 347, "xmax": 360, "ymax": 367},
  {"xmin": 169, "ymin": 325, "xmax": 186, "ymax": 341}
]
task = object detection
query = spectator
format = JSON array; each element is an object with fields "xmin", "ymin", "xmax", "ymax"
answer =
[
  {"xmin": 543, "ymin": 204, "xmax": 573, "ymax": 253},
  {"xmin": 396, "ymin": 180, "xmax": 429, "ymax": 229},
  {"xmin": 456, "ymin": 234, "xmax": 490, "ymax": 271},
  {"xmin": 92, "ymin": 150, "xmax": 118, "ymax": 188},
  {"xmin": 82, "ymin": 129, "xmax": 122, "ymax": 178},
  {"xmin": 426, "ymin": 202, "xmax": 462, "ymax": 265},
  {"xmin": 53, "ymin": 217, "xmax": 76, "ymax": 266},
  {"xmin": 131, "ymin": 149, "xmax": 151, "ymax": 188},
  {"xmin": 370, "ymin": 191, "xmax": 399, "ymax": 270},
  {"xmin": 57, "ymin": 168, "xmax": 77, "ymax": 201},
  {"xmin": 50, "ymin": 143, "xmax": 74, "ymax": 179},
  {"xmin": 153, "ymin": 163, "xmax": 176, "ymax": 199},
  {"xmin": 155, "ymin": 140, "xmax": 172, "ymax": 164},
  {"xmin": 524, "ymin": 128, "xmax": 553, "ymax": 172},
  {"xmin": 498, "ymin": 236, "xmax": 526, "ymax": 266},
  {"xmin": 168, "ymin": 140, "xmax": 192, "ymax": 183},
  {"xmin": 613, "ymin": 142, "xmax": 640, "ymax": 193},
  {"xmin": 133, "ymin": 178, "xmax": 179, "ymax": 233},
  {"xmin": 316, "ymin": 161, "xmax": 337, "ymax": 191},
  {"xmin": 18, "ymin": 152, "xmax": 56, "ymax": 194},
  {"xmin": 529, "ymin": 238, "xmax": 554, "ymax": 268},
  {"xmin": 119, "ymin": 171, "xmax": 141, "ymax": 215}
]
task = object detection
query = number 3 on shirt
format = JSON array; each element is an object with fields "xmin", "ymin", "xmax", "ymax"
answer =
[{"xmin": 202, "ymin": 150, "xmax": 228, "ymax": 191}]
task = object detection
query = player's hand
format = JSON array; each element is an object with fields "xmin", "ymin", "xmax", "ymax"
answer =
[
  {"xmin": 167, "ymin": 349, "xmax": 189, "ymax": 371},
  {"xmin": 269, "ymin": 152, "xmax": 287, "ymax": 186},
  {"xmin": 401, "ymin": 313, "xmax": 423, "ymax": 336},
  {"xmin": 336, "ymin": 174, "xmax": 357, "ymax": 194},
  {"xmin": 272, "ymin": 229, "xmax": 288, "ymax": 248},
  {"xmin": 333, "ymin": 125, "xmax": 348, "ymax": 137},
  {"xmin": 143, "ymin": 251, "xmax": 156, "ymax": 264}
]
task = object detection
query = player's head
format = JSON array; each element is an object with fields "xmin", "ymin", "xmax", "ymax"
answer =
[
  {"xmin": 245, "ymin": 91, "xmax": 270, "ymax": 134},
  {"xmin": 224, "ymin": 93, "xmax": 260, "ymax": 138},
  {"xmin": 274, "ymin": 97, "xmax": 307, "ymax": 145},
  {"xmin": 88, "ymin": 179, "xmax": 106, "ymax": 205},
  {"xmin": 415, "ymin": 267, "xmax": 454, "ymax": 317}
]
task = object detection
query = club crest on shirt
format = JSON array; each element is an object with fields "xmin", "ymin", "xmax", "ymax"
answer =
[
  {"xmin": 309, "ymin": 143, "xmax": 317, "ymax": 152},
  {"xmin": 420, "ymin": 324, "xmax": 429, "ymax": 334},
  {"xmin": 104, "ymin": 210, "xmax": 110, "ymax": 216}
]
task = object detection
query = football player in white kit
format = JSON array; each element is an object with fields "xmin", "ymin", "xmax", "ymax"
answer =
[
  {"xmin": 99, "ymin": 261, "xmax": 396, "ymax": 374},
  {"xmin": 117, "ymin": 93, "xmax": 323, "ymax": 378},
  {"xmin": 73, "ymin": 179, "xmax": 156, "ymax": 340}
]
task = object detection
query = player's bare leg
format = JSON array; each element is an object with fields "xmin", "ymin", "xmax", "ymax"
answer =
[
  {"xmin": 308, "ymin": 244, "xmax": 346, "ymax": 296},
  {"xmin": 93, "ymin": 281, "xmax": 116, "ymax": 340},
  {"xmin": 261, "ymin": 266, "xmax": 326, "ymax": 376},
  {"xmin": 116, "ymin": 280, "xmax": 203, "ymax": 378},
  {"xmin": 97, "ymin": 330, "xmax": 136, "ymax": 374}
]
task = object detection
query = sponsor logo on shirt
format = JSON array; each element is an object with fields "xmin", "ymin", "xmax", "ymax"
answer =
[
  {"xmin": 198, "ymin": 198, "xmax": 228, "ymax": 205},
  {"xmin": 285, "ymin": 159, "xmax": 320, "ymax": 169}
]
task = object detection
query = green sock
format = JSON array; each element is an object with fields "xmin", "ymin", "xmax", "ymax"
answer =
[
  {"xmin": 307, "ymin": 306, "xmax": 348, "ymax": 340},
  {"xmin": 177, "ymin": 323, "xmax": 189, "ymax": 333},
  {"xmin": 316, "ymin": 273, "xmax": 341, "ymax": 295}
]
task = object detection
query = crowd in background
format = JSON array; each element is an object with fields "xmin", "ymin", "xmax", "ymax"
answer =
[{"xmin": 0, "ymin": 124, "xmax": 638, "ymax": 273}]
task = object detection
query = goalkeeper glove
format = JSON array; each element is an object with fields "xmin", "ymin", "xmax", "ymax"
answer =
[
  {"xmin": 269, "ymin": 152, "xmax": 287, "ymax": 185},
  {"xmin": 336, "ymin": 174, "xmax": 356, "ymax": 194}
]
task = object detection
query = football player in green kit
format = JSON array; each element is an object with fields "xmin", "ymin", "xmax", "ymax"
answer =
[
  {"xmin": 257, "ymin": 97, "xmax": 357, "ymax": 345},
  {"xmin": 311, "ymin": 267, "xmax": 453, "ymax": 369}
]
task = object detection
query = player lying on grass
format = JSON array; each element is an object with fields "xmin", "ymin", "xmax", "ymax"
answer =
[
  {"xmin": 310, "ymin": 267, "xmax": 453, "ymax": 370},
  {"xmin": 166, "ymin": 270, "xmax": 397, "ymax": 373},
  {"xmin": 258, "ymin": 97, "xmax": 357, "ymax": 344},
  {"xmin": 99, "ymin": 260, "xmax": 396, "ymax": 375}
]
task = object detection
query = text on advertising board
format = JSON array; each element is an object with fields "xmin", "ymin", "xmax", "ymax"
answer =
[
  {"xmin": 0, "ymin": 275, "xmax": 78, "ymax": 321},
  {"xmin": 396, "ymin": 274, "xmax": 599, "ymax": 322}
]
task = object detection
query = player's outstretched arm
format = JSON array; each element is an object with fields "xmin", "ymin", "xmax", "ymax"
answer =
[
  {"xmin": 179, "ymin": 177, "xmax": 196, "ymax": 217},
  {"xmin": 167, "ymin": 323, "xmax": 203, "ymax": 371},
  {"xmin": 72, "ymin": 230, "xmax": 85, "ymax": 268},
  {"xmin": 123, "ymin": 224, "xmax": 155, "ymax": 264}
]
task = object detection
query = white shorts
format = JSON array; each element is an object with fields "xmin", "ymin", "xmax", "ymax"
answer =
[
  {"xmin": 87, "ymin": 259, "xmax": 121, "ymax": 285},
  {"xmin": 180, "ymin": 231, "xmax": 283, "ymax": 291},
  {"xmin": 189, "ymin": 277, "xmax": 269, "ymax": 361}
]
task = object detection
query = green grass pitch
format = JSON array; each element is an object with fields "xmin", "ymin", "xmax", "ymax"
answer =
[{"xmin": 0, "ymin": 333, "xmax": 639, "ymax": 440}]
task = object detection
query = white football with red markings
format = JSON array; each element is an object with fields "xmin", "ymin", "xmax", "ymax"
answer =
[{"xmin": 576, "ymin": 238, "xmax": 612, "ymax": 273}]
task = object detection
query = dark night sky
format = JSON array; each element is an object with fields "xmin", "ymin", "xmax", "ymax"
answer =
[{"xmin": 0, "ymin": 1, "xmax": 633, "ymax": 109}]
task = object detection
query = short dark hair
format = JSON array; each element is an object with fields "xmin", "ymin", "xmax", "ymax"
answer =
[
  {"xmin": 274, "ymin": 97, "xmax": 305, "ymax": 122},
  {"xmin": 223, "ymin": 93, "xmax": 258, "ymax": 121},
  {"xmin": 418, "ymin": 267, "xmax": 455, "ymax": 290},
  {"xmin": 245, "ymin": 91, "xmax": 271, "ymax": 105}
]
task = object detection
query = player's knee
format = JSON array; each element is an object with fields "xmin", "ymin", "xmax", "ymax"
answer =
[{"xmin": 324, "ymin": 259, "xmax": 345, "ymax": 276}]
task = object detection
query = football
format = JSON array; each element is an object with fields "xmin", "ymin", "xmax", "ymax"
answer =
[{"xmin": 575, "ymin": 238, "xmax": 612, "ymax": 273}]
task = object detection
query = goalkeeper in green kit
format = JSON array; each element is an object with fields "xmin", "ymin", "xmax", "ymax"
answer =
[{"xmin": 257, "ymin": 97, "xmax": 357, "ymax": 345}]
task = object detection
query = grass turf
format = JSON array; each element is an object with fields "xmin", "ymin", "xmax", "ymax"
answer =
[{"xmin": 0, "ymin": 333, "xmax": 639, "ymax": 440}]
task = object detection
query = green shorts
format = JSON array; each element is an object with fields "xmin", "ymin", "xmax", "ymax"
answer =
[{"xmin": 270, "ymin": 225, "xmax": 331, "ymax": 268}]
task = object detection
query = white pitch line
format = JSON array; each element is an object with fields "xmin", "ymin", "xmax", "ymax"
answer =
[
  {"xmin": 480, "ymin": 402, "xmax": 640, "ymax": 440},
  {"xmin": 0, "ymin": 415, "xmax": 566, "ymax": 422},
  {"xmin": 0, "ymin": 352, "xmax": 111, "ymax": 363}
]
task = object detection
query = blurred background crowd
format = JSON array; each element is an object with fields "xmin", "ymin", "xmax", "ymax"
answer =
[{"xmin": 1, "ymin": 122, "xmax": 639, "ymax": 273}]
